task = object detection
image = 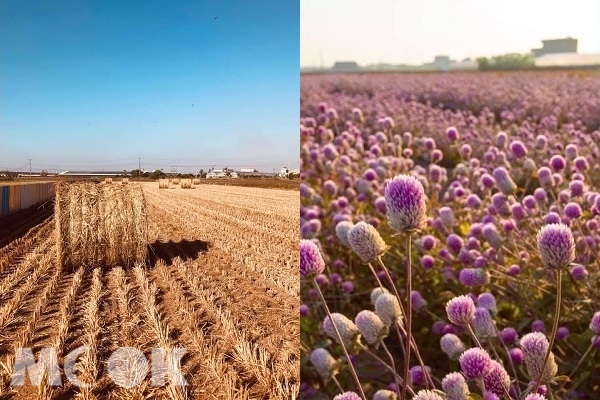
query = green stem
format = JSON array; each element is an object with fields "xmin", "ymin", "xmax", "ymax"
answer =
[
  {"xmin": 568, "ymin": 342, "xmax": 594, "ymax": 378},
  {"xmin": 533, "ymin": 270, "xmax": 562, "ymax": 394},
  {"xmin": 313, "ymin": 280, "xmax": 366, "ymax": 400}
]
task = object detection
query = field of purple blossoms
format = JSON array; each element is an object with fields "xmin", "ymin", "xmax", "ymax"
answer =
[{"xmin": 299, "ymin": 71, "xmax": 600, "ymax": 400}]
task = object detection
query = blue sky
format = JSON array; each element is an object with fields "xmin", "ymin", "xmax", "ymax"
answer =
[{"xmin": 1, "ymin": 0, "xmax": 298, "ymax": 173}]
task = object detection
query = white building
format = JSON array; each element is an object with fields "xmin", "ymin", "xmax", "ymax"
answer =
[{"xmin": 240, "ymin": 168, "xmax": 256, "ymax": 173}]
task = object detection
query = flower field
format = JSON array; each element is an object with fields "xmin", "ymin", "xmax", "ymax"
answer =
[{"xmin": 300, "ymin": 71, "xmax": 600, "ymax": 400}]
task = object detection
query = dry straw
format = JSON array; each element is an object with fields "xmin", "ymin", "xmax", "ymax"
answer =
[
  {"xmin": 55, "ymin": 182, "xmax": 148, "ymax": 270},
  {"xmin": 172, "ymin": 178, "xmax": 180, "ymax": 185},
  {"xmin": 121, "ymin": 178, "xmax": 129, "ymax": 184},
  {"xmin": 181, "ymin": 179, "xmax": 192, "ymax": 189},
  {"xmin": 192, "ymin": 178, "xmax": 201, "ymax": 185},
  {"xmin": 103, "ymin": 178, "xmax": 113, "ymax": 184},
  {"xmin": 158, "ymin": 179, "xmax": 170, "ymax": 189}
]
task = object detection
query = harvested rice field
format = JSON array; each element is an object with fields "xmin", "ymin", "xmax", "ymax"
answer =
[{"xmin": 0, "ymin": 182, "xmax": 300, "ymax": 400}]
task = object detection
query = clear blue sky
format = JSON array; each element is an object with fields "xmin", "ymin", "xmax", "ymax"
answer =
[{"xmin": 1, "ymin": 0, "xmax": 299, "ymax": 173}]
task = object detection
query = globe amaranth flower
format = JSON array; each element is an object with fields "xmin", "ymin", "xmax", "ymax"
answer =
[
  {"xmin": 412, "ymin": 390, "xmax": 444, "ymax": 400},
  {"xmin": 459, "ymin": 348, "xmax": 493, "ymax": 379},
  {"xmin": 590, "ymin": 311, "xmax": 600, "ymax": 334},
  {"xmin": 333, "ymin": 391, "xmax": 362, "ymax": 400},
  {"xmin": 409, "ymin": 365, "xmax": 431, "ymax": 386},
  {"xmin": 373, "ymin": 389, "xmax": 398, "ymax": 400},
  {"xmin": 477, "ymin": 293, "xmax": 498, "ymax": 316},
  {"xmin": 524, "ymin": 395, "xmax": 548, "ymax": 400},
  {"xmin": 347, "ymin": 221, "xmax": 389, "ymax": 263},
  {"xmin": 300, "ymin": 240, "xmax": 325, "ymax": 280},
  {"xmin": 493, "ymin": 167, "xmax": 517, "ymax": 195},
  {"xmin": 441, "ymin": 372, "xmax": 469, "ymax": 400},
  {"xmin": 375, "ymin": 292, "xmax": 403, "ymax": 326},
  {"xmin": 537, "ymin": 223, "xmax": 575, "ymax": 269},
  {"xmin": 499, "ymin": 327, "xmax": 518, "ymax": 345},
  {"xmin": 483, "ymin": 360, "xmax": 510, "ymax": 397},
  {"xmin": 335, "ymin": 221, "xmax": 354, "ymax": 248},
  {"xmin": 310, "ymin": 348, "xmax": 339, "ymax": 380},
  {"xmin": 473, "ymin": 307, "xmax": 497, "ymax": 339},
  {"xmin": 440, "ymin": 333, "xmax": 466, "ymax": 359},
  {"xmin": 323, "ymin": 313, "xmax": 360, "ymax": 349},
  {"xmin": 459, "ymin": 268, "xmax": 490, "ymax": 287},
  {"xmin": 355, "ymin": 310, "xmax": 388, "ymax": 346},
  {"xmin": 385, "ymin": 174, "xmax": 427, "ymax": 233},
  {"xmin": 370, "ymin": 287, "xmax": 389, "ymax": 305},
  {"xmin": 446, "ymin": 295, "xmax": 476, "ymax": 325},
  {"xmin": 520, "ymin": 332, "xmax": 558, "ymax": 384}
]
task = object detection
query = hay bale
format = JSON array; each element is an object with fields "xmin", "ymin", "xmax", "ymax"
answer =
[
  {"xmin": 158, "ymin": 179, "xmax": 169, "ymax": 189},
  {"xmin": 103, "ymin": 178, "xmax": 113, "ymax": 184},
  {"xmin": 192, "ymin": 178, "xmax": 201, "ymax": 185},
  {"xmin": 55, "ymin": 182, "xmax": 148, "ymax": 270},
  {"xmin": 172, "ymin": 178, "xmax": 180, "ymax": 185},
  {"xmin": 121, "ymin": 178, "xmax": 129, "ymax": 184},
  {"xmin": 181, "ymin": 179, "xmax": 192, "ymax": 189}
]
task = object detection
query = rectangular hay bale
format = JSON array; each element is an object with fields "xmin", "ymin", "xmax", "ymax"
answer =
[
  {"xmin": 55, "ymin": 182, "xmax": 148, "ymax": 270},
  {"xmin": 180, "ymin": 179, "xmax": 192, "ymax": 189}
]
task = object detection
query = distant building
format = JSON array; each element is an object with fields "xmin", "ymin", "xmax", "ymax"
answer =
[
  {"xmin": 420, "ymin": 55, "xmax": 453, "ymax": 71},
  {"xmin": 206, "ymin": 169, "xmax": 227, "ymax": 179},
  {"xmin": 240, "ymin": 168, "xmax": 257, "ymax": 173},
  {"xmin": 448, "ymin": 59, "xmax": 478, "ymax": 71},
  {"xmin": 532, "ymin": 38, "xmax": 577, "ymax": 57},
  {"xmin": 331, "ymin": 61, "xmax": 361, "ymax": 73}
]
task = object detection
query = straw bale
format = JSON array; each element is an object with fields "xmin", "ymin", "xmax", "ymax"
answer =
[
  {"xmin": 158, "ymin": 179, "xmax": 169, "ymax": 189},
  {"xmin": 192, "ymin": 178, "xmax": 201, "ymax": 185},
  {"xmin": 180, "ymin": 179, "xmax": 192, "ymax": 189},
  {"xmin": 55, "ymin": 182, "xmax": 147, "ymax": 270}
]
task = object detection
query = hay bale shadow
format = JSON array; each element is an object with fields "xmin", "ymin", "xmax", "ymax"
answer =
[{"xmin": 147, "ymin": 239, "xmax": 210, "ymax": 267}]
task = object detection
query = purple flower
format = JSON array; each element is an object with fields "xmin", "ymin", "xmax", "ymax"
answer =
[
  {"xmin": 410, "ymin": 365, "xmax": 431, "ymax": 386},
  {"xmin": 385, "ymin": 174, "xmax": 427, "ymax": 232},
  {"xmin": 477, "ymin": 293, "xmax": 498, "ymax": 315},
  {"xmin": 509, "ymin": 348, "xmax": 524, "ymax": 364},
  {"xmin": 300, "ymin": 304, "xmax": 310, "ymax": 316},
  {"xmin": 440, "ymin": 333, "xmax": 466, "ymax": 359},
  {"xmin": 524, "ymin": 395, "xmax": 548, "ymax": 400},
  {"xmin": 537, "ymin": 223, "xmax": 575, "ymax": 269},
  {"xmin": 411, "ymin": 290, "xmax": 428, "ymax": 311},
  {"xmin": 564, "ymin": 202, "xmax": 582, "ymax": 219},
  {"xmin": 473, "ymin": 307, "xmax": 496, "ymax": 338},
  {"xmin": 532, "ymin": 319, "xmax": 546, "ymax": 333},
  {"xmin": 520, "ymin": 332, "xmax": 558, "ymax": 383},
  {"xmin": 441, "ymin": 372, "xmax": 468, "ymax": 400},
  {"xmin": 421, "ymin": 255, "xmax": 435, "ymax": 270},
  {"xmin": 333, "ymin": 392, "xmax": 362, "ymax": 400},
  {"xmin": 446, "ymin": 126, "xmax": 460, "ymax": 141},
  {"xmin": 341, "ymin": 281, "xmax": 355, "ymax": 293},
  {"xmin": 300, "ymin": 240, "xmax": 325, "ymax": 280},
  {"xmin": 537, "ymin": 167, "xmax": 553, "ymax": 187},
  {"xmin": 310, "ymin": 348, "xmax": 338, "ymax": 379},
  {"xmin": 459, "ymin": 268, "xmax": 490, "ymax": 287},
  {"xmin": 550, "ymin": 155, "xmax": 566, "ymax": 172},
  {"xmin": 347, "ymin": 221, "xmax": 389, "ymax": 263},
  {"xmin": 374, "ymin": 196, "xmax": 387, "ymax": 214},
  {"xmin": 509, "ymin": 140, "xmax": 528, "ymax": 158},
  {"xmin": 373, "ymin": 390, "xmax": 397, "ymax": 400},
  {"xmin": 483, "ymin": 360, "xmax": 510, "ymax": 397},
  {"xmin": 590, "ymin": 311, "xmax": 600, "ymax": 335},
  {"xmin": 446, "ymin": 234, "xmax": 464, "ymax": 254},
  {"xmin": 499, "ymin": 327, "xmax": 518, "ymax": 345},
  {"xmin": 459, "ymin": 347, "xmax": 493, "ymax": 378},
  {"xmin": 570, "ymin": 264, "xmax": 588, "ymax": 280},
  {"xmin": 556, "ymin": 326, "xmax": 569, "ymax": 340},
  {"xmin": 446, "ymin": 295, "xmax": 476, "ymax": 325}
]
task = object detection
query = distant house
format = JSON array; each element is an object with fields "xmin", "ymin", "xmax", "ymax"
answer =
[
  {"xmin": 331, "ymin": 61, "xmax": 361, "ymax": 73},
  {"xmin": 240, "ymin": 168, "xmax": 257, "ymax": 173},
  {"xmin": 532, "ymin": 38, "xmax": 578, "ymax": 57},
  {"xmin": 206, "ymin": 169, "xmax": 227, "ymax": 179}
]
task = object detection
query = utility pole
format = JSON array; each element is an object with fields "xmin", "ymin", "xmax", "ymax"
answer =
[
  {"xmin": 138, "ymin": 157, "xmax": 141, "ymax": 177},
  {"xmin": 29, "ymin": 159, "xmax": 32, "ymax": 176}
]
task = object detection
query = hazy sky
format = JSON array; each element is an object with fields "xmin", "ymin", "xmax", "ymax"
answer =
[
  {"xmin": 1, "ymin": 0, "xmax": 298, "ymax": 173},
  {"xmin": 301, "ymin": 0, "xmax": 600, "ymax": 67}
]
